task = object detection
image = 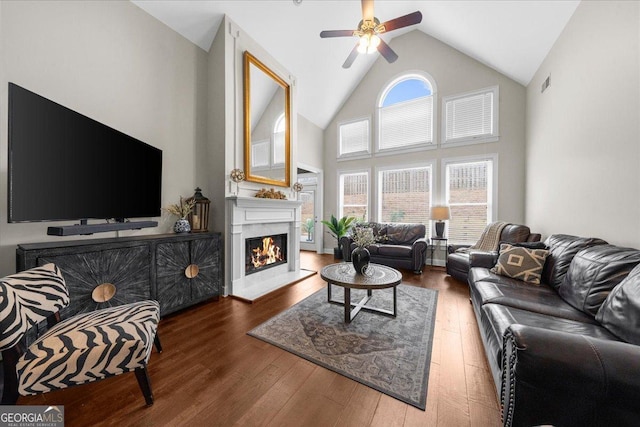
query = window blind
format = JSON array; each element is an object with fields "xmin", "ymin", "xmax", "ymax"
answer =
[
  {"xmin": 379, "ymin": 96, "xmax": 433, "ymax": 150},
  {"xmin": 445, "ymin": 90, "xmax": 495, "ymax": 143},
  {"xmin": 340, "ymin": 172, "xmax": 368, "ymax": 220},
  {"xmin": 251, "ymin": 140, "xmax": 270, "ymax": 168},
  {"xmin": 273, "ymin": 131, "xmax": 285, "ymax": 164},
  {"xmin": 446, "ymin": 160, "xmax": 491, "ymax": 244},
  {"xmin": 339, "ymin": 119, "xmax": 369, "ymax": 156},
  {"xmin": 379, "ymin": 167, "xmax": 431, "ymax": 225}
]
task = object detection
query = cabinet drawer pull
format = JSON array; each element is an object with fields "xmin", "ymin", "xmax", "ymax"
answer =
[
  {"xmin": 185, "ymin": 264, "xmax": 199, "ymax": 279},
  {"xmin": 92, "ymin": 283, "xmax": 117, "ymax": 303}
]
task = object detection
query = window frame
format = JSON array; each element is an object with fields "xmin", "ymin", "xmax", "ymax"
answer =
[
  {"xmin": 441, "ymin": 86, "xmax": 499, "ymax": 147},
  {"xmin": 376, "ymin": 162, "xmax": 434, "ymax": 236},
  {"xmin": 375, "ymin": 71, "xmax": 438, "ymax": 155},
  {"xmin": 337, "ymin": 116, "xmax": 372, "ymax": 160},
  {"xmin": 441, "ymin": 154, "xmax": 499, "ymax": 244},
  {"xmin": 337, "ymin": 168, "xmax": 371, "ymax": 222}
]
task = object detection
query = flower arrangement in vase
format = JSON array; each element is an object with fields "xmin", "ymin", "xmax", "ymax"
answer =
[
  {"xmin": 164, "ymin": 197, "xmax": 196, "ymax": 233},
  {"xmin": 350, "ymin": 226, "xmax": 378, "ymax": 275}
]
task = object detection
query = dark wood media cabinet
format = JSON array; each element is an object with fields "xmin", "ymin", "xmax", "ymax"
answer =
[{"xmin": 17, "ymin": 232, "xmax": 223, "ymax": 318}]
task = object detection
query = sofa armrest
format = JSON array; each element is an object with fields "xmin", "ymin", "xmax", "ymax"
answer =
[
  {"xmin": 527, "ymin": 233, "xmax": 542, "ymax": 242},
  {"xmin": 412, "ymin": 238, "xmax": 429, "ymax": 270},
  {"xmin": 448, "ymin": 244, "xmax": 470, "ymax": 254},
  {"xmin": 502, "ymin": 324, "xmax": 640, "ymax": 427},
  {"xmin": 469, "ymin": 251, "xmax": 498, "ymax": 269},
  {"xmin": 412, "ymin": 237, "xmax": 428, "ymax": 252}
]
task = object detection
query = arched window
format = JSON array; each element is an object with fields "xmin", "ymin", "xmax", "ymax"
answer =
[
  {"xmin": 273, "ymin": 113, "xmax": 285, "ymax": 165},
  {"xmin": 377, "ymin": 73, "xmax": 436, "ymax": 152}
]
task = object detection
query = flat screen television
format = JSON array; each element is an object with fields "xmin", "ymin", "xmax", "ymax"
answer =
[{"xmin": 8, "ymin": 82, "xmax": 162, "ymax": 225}]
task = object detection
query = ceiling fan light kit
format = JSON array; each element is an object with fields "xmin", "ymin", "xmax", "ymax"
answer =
[
  {"xmin": 320, "ymin": 0, "xmax": 422, "ymax": 68},
  {"xmin": 357, "ymin": 33, "xmax": 380, "ymax": 54}
]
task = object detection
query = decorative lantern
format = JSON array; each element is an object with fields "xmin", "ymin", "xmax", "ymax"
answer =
[{"xmin": 186, "ymin": 187, "xmax": 210, "ymax": 233}]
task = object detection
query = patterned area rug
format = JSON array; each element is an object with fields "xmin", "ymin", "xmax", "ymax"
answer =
[{"xmin": 248, "ymin": 284, "xmax": 438, "ymax": 410}]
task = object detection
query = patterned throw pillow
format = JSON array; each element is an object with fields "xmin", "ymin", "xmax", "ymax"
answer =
[{"xmin": 490, "ymin": 243, "xmax": 550, "ymax": 285}]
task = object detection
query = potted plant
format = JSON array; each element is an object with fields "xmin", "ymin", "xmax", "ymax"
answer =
[
  {"xmin": 303, "ymin": 218, "xmax": 315, "ymax": 241},
  {"xmin": 321, "ymin": 215, "xmax": 356, "ymax": 259}
]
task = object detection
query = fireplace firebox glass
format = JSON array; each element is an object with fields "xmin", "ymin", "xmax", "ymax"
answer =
[{"xmin": 245, "ymin": 233, "xmax": 287, "ymax": 275}]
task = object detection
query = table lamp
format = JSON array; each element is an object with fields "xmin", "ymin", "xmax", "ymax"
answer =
[{"xmin": 430, "ymin": 206, "xmax": 451, "ymax": 238}]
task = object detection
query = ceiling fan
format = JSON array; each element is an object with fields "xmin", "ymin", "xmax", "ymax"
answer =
[{"xmin": 320, "ymin": 0, "xmax": 423, "ymax": 69}]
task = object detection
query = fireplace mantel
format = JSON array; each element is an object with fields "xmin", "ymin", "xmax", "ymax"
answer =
[
  {"xmin": 227, "ymin": 196, "xmax": 302, "ymax": 226},
  {"xmin": 229, "ymin": 196, "xmax": 303, "ymax": 209},
  {"xmin": 225, "ymin": 196, "xmax": 314, "ymax": 301}
]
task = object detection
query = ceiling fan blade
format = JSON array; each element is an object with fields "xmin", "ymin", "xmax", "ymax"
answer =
[
  {"xmin": 361, "ymin": 0, "xmax": 374, "ymax": 22},
  {"xmin": 342, "ymin": 44, "xmax": 360, "ymax": 69},
  {"xmin": 378, "ymin": 11, "xmax": 423, "ymax": 33},
  {"xmin": 320, "ymin": 29, "xmax": 356, "ymax": 38},
  {"xmin": 377, "ymin": 38, "xmax": 398, "ymax": 63}
]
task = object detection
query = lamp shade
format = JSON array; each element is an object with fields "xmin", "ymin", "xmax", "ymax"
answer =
[{"xmin": 430, "ymin": 206, "xmax": 451, "ymax": 221}]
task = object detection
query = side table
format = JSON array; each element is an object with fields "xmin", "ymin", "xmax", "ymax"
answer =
[{"xmin": 430, "ymin": 237, "xmax": 448, "ymax": 267}]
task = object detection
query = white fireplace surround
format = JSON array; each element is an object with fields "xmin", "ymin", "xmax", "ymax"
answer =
[{"xmin": 226, "ymin": 196, "xmax": 313, "ymax": 301}]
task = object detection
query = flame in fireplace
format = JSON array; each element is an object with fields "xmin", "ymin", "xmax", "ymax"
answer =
[{"xmin": 251, "ymin": 237, "xmax": 283, "ymax": 268}]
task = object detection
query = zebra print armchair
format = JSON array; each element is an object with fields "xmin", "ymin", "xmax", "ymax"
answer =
[{"xmin": 0, "ymin": 263, "xmax": 162, "ymax": 405}]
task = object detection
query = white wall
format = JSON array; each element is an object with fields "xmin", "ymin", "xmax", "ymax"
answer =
[
  {"xmin": 0, "ymin": 1, "xmax": 209, "ymax": 275},
  {"xmin": 323, "ymin": 30, "xmax": 527, "ymax": 251},
  {"xmin": 525, "ymin": 1, "xmax": 640, "ymax": 247}
]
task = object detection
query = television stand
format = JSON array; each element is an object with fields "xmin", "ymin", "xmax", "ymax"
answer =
[
  {"xmin": 17, "ymin": 232, "xmax": 222, "ymax": 318},
  {"xmin": 47, "ymin": 220, "xmax": 158, "ymax": 236}
]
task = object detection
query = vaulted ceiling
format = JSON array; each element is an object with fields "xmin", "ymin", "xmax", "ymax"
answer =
[{"xmin": 132, "ymin": 0, "xmax": 580, "ymax": 129}]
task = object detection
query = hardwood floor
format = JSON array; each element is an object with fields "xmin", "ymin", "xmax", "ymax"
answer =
[{"xmin": 20, "ymin": 252, "xmax": 501, "ymax": 426}]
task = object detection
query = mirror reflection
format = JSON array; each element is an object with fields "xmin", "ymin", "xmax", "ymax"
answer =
[{"xmin": 244, "ymin": 51, "xmax": 290, "ymax": 187}]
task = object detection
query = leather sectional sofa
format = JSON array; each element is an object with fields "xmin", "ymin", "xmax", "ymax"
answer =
[
  {"xmin": 468, "ymin": 234, "xmax": 640, "ymax": 426},
  {"xmin": 446, "ymin": 224, "xmax": 541, "ymax": 283},
  {"xmin": 340, "ymin": 222, "xmax": 428, "ymax": 273}
]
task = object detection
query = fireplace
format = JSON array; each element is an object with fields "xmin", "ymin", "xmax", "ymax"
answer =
[
  {"xmin": 245, "ymin": 233, "xmax": 288, "ymax": 275},
  {"xmin": 226, "ymin": 196, "xmax": 314, "ymax": 301}
]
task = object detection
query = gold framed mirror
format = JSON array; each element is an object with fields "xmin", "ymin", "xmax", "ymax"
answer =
[{"xmin": 243, "ymin": 51, "xmax": 291, "ymax": 188}]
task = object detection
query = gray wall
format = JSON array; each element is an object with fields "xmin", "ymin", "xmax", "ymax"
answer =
[
  {"xmin": 297, "ymin": 114, "xmax": 324, "ymax": 171},
  {"xmin": 525, "ymin": 1, "xmax": 640, "ymax": 247},
  {"xmin": 204, "ymin": 19, "xmax": 230, "ymax": 236},
  {"xmin": 0, "ymin": 1, "xmax": 208, "ymax": 275},
  {"xmin": 323, "ymin": 30, "xmax": 527, "ymax": 251}
]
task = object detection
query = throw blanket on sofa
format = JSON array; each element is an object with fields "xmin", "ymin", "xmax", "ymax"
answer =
[
  {"xmin": 457, "ymin": 221, "xmax": 510, "ymax": 254},
  {"xmin": 470, "ymin": 221, "xmax": 509, "ymax": 251}
]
